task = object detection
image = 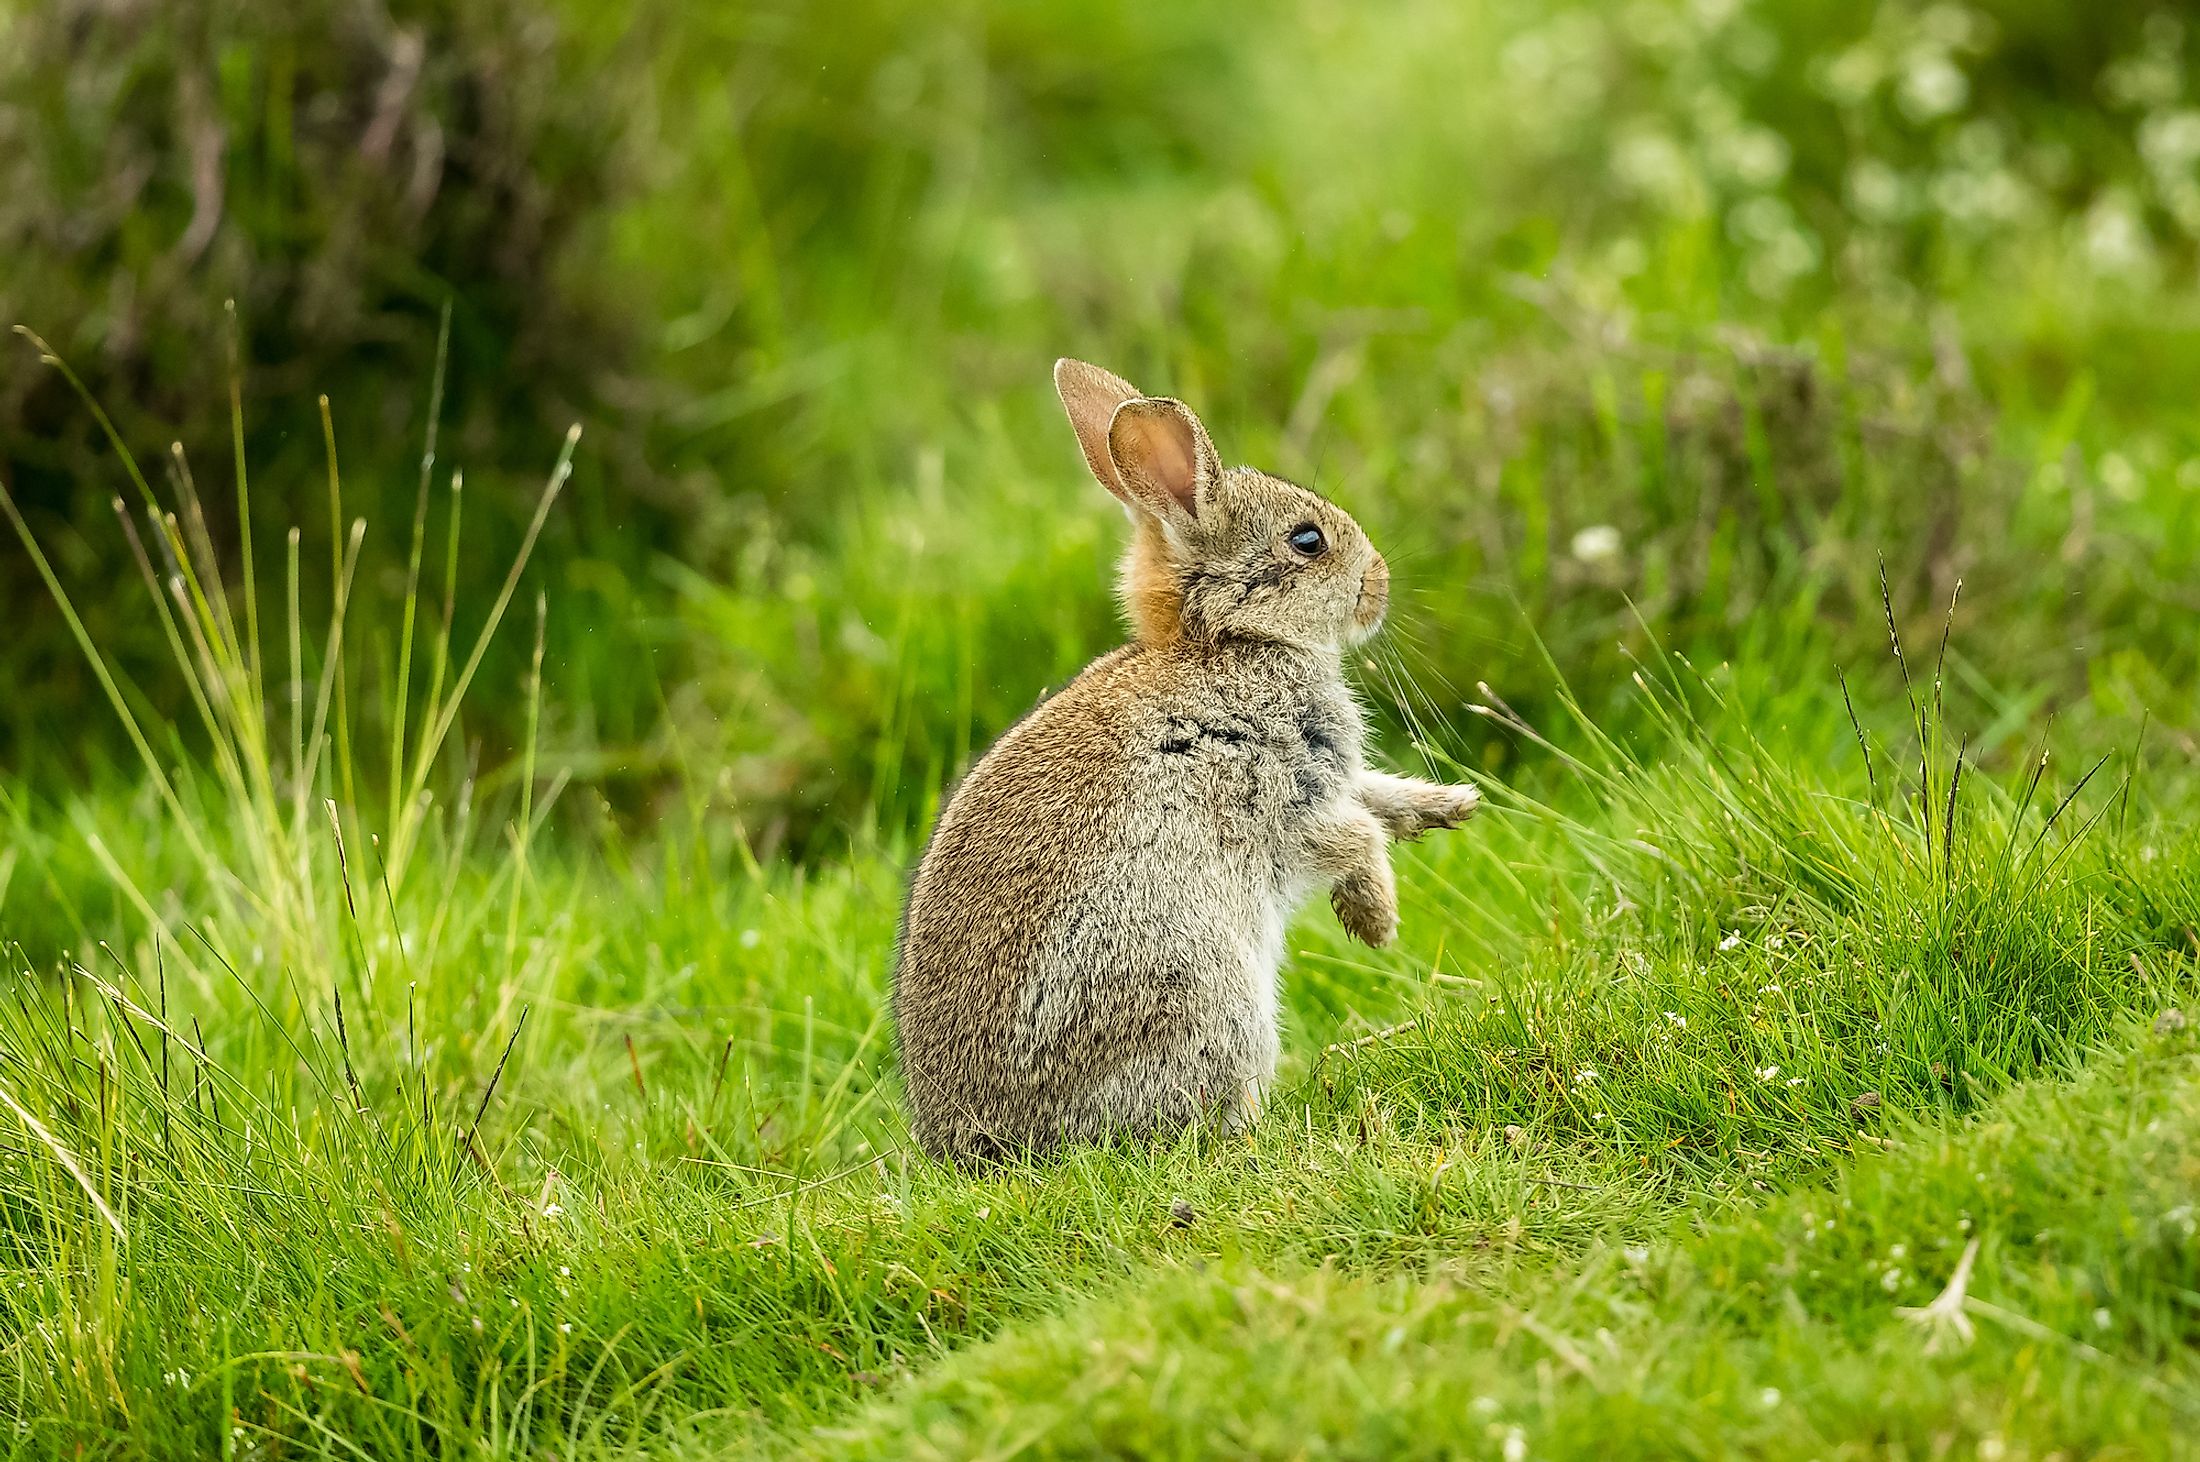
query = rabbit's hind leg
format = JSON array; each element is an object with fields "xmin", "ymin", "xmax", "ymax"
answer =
[{"xmin": 1062, "ymin": 1034, "xmax": 1268, "ymax": 1144}]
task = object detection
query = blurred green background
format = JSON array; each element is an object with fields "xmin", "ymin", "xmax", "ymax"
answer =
[{"xmin": 6, "ymin": 0, "xmax": 2198, "ymax": 849}]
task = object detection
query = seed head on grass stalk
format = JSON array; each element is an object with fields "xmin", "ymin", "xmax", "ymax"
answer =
[
  {"xmin": 2, "ymin": 329, "xmax": 581, "ymax": 1280},
  {"xmin": 7, "ymin": 329, "xmax": 579, "ymax": 983},
  {"xmin": 386, "ymin": 426, "xmax": 579, "ymax": 888}
]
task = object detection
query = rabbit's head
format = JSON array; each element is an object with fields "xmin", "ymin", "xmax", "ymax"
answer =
[{"xmin": 1054, "ymin": 358, "xmax": 1389, "ymax": 654}]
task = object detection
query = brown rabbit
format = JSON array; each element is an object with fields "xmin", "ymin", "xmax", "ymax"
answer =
[{"xmin": 892, "ymin": 359, "xmax": 1479, "ymax": 1161}]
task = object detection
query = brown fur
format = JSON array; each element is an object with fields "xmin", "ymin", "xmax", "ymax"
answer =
[{"xmin": 892, "ymin": 359, "xmax": 1480, "ymax": 1161}]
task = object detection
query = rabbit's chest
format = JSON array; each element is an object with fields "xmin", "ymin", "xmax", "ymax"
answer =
[{"xmin": 1150, "ymin": 690, "xmax": 1360, "ymax": 837}]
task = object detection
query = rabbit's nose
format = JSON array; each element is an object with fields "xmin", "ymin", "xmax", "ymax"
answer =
[{"xmin": 1355, "ymin": 555, "xmax": 1390, "ymax": 626}]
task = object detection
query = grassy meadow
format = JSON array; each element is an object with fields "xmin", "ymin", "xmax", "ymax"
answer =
[{"xmin": 4, "ymin": 0, "xmax": 2200, "ymax": 1456}]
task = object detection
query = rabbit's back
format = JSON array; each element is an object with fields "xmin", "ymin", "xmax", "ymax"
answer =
[{"xmin": 894, "ymin": 641, "xmax": 1361, "ymax": 1159}]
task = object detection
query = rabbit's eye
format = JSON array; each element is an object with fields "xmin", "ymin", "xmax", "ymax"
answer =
[{"xmin": 1287, "ymin": 523, "xmax": 1327, "ymax": 557}]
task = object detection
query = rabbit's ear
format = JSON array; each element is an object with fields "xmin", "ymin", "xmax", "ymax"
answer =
[
  {"xmin": 1054, "ymin": 358, "xmax": 1143, "ymax": 507},
  {"xmin": 1107, "ymin": 397, "xmax": 1218, "ymax": 524}
]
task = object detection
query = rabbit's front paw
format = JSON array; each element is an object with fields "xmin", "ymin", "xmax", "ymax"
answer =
[
  {"xmin": 1422, "ymin": 782, "xmax": 1480, "ymax": 831},
  {"xmin": 1332, "ymin": 872, "xmax": 1398, "ymax": 947},
  {"xmin": 1360, "ymin": 773, "xmax": 1481, "ymax": 840}
]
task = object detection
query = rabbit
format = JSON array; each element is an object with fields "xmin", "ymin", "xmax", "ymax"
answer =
[{"xmin": 892, "ymin": 358, "xmax": 1480, "ymax": 1162}]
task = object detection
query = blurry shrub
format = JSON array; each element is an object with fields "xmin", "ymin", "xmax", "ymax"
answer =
[
  {"xmin": 1557, "ymin": 0, "xmax": 2200, "ymax": 316},
  {"xmin": 0, "ymin": 0, "xmax": 622, "ymax": 454},
  {"xmin": 0, "ymin": 0, "xmax": 630, "ymax": 765},
  {"xmin": 654, "ymin": 0, "xmax": 2200, "ymax": 847}
]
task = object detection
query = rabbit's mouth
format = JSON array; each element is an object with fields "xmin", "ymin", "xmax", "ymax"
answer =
[{"xmin": 1350, "ymin": 556, "xmax": 1390, "ymax": 636}]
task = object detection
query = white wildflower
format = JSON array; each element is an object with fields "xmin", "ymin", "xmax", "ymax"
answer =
[
  {"xmin": 1570, "ymin": 525, "xmax": 1623, "ymax": 566},
  {"xmin": 2085, "ymin": 194, "xmax": 2150, "ymax": 276},
  {"xmin": 1898, "ymin": 53, "xmax": 1967, "ymax": 121}
]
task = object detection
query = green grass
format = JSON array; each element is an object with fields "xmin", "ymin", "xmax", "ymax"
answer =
[
  {"xmin": 8, "ymin": 0, "xmax": 2200, "ymax": 1455},
  {"xmin": 812, "ymin": 1013, "xmax": 2200, "ymax": 1459},
  {"xmin": 1, "ymin": 485, "xmax": 2193, "ymax": 1452}
]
